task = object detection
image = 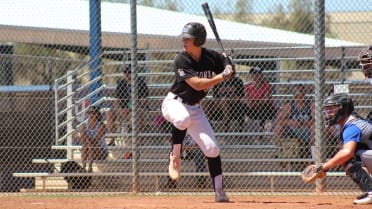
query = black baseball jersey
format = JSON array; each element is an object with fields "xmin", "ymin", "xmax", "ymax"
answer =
[{"xmin": 171, "ymin": 48, "xmax": 225, "ymax": 104}]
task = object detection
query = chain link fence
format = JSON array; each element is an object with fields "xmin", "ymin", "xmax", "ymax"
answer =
[{"xmin": 1, "ymin": 0, "xmax": 371, "ymax": 195}]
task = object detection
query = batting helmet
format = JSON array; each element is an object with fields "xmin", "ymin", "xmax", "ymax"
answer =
[
  {"xmin": 181, "ymin": 22, "xmax": 207, "ymax": 47},
  {"xmin": 323, "ymin": 93, "xmax": 354, "ymax": 126},
  {"xmin": 358, "ymin": 46, "xmax": 372, "ymax": 78}
]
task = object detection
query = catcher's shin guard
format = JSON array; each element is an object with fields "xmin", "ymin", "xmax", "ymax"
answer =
[{"xmin": 346, "ymin": 162, "xmax": 372, "ymax": 192}]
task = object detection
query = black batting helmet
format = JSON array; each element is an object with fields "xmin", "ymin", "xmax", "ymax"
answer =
[
  {"xmin": 323, "ymin": 93, "xmax": 354, "ymax": 126},
  {"xmin": 358, "ymin": 46, "xmax": 372, "ymax": 78},
  {"xmin": 181, "ymin": 22, "xmax": 207, "ymax": 47}
]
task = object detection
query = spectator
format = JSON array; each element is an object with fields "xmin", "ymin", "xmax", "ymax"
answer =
[
  {"xmin": 274, "ymin": 84, "xmax": 315, "ymax": 165},
  {"xmin": 210, "ymin": 75, "xmax": 245, "ymax": 132},
  {"xmin": 80, "ymin": 106, "xmax": 108, "ymax": 172},
  {"xmin": 244, "ymin": 66, "xmax": 276, "ymax": 132},
  {"xmin": 106, "ymin": 64, "xmax": 149, "ymax": 146}
]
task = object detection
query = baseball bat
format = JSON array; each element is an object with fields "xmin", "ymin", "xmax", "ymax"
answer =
[{"xmin": 202, "ymin": 2, "xmax": 225, "ymax": 54}]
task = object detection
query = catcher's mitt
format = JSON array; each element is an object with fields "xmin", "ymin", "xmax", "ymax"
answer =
[{"xmin": 301, "ymin": 163, "xmax": 326, "ymax": 184}]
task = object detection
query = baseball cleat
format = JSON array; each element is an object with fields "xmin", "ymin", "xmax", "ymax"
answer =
[
  {"xmin": 215, "ymin": 189, "xmax": 229, "ymax": 202},
  {"xmin": 168, "ymin": 152, "xmax": 181, "ymax": 181},
  {"xmin": 353, "ymin": 192, "xmax": 372, "ymax": 204}
]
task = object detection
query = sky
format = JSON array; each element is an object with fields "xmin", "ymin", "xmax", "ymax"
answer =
[{"xmin": 182, "ymin": 0, "xmax": 372, "ymax": 14}]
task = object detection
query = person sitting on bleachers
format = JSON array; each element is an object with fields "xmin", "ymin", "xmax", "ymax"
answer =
[
  {"xmin": 106, "ymin": 64, "xmax": 149, "ymax": 146},
  {"xmin": 210, "ymin": 75, "xmax": 246, "ymax": 132},
  {"xmin": 274, "ymin": 84, "xmax": 315, "ymax": 169},
  {"xmin": 244, "ymin": 66, "xmax": 277, "ymax": 132},
  {"xmin": 80, "ymin": 106, "xmax": 108, "ymax": 172}
]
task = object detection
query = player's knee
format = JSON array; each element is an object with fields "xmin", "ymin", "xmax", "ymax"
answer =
[
  {"xmin": 173, "ymin": 117, "xmax": 191, "ymax": 130},
  {"xmin": 344, "ymin": 162, "xmax": 353, "ymax": 174},
  {"xmin": 203, "ymin": 146, "xmax": 220, "ymax": 158},
  {"xmin": 345, "ymin": 161, "xmax": 363, "ymax": 176}
]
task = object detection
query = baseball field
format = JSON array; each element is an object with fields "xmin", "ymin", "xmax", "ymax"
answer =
[{"xmin": 1, "ymin": 193, "xmax": 369, "ymax": 209}]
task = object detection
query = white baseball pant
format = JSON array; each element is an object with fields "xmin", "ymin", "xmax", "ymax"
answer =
[{"xmin": 161, "ymin": 92, "xmax": 220, "ymax": 158}]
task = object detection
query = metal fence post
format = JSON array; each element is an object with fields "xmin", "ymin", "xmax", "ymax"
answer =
[
  {"xmin": 130, "ymin": 0, "xmax": 140, "ymax": 194},
  {"xmin": 314, "ymin": 0, "xmax": 326, "ymax": 193},
  {"xmin": 67, "ymin": 71, "xmax": 74, "ymax": 160}
]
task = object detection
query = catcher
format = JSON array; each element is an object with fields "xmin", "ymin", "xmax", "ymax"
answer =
[{"xmin": 301, "ymin": 93, "xmax": 372, "ymax": 204}]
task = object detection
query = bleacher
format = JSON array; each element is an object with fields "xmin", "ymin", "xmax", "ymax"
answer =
[
  {"xmin": 13, "ymin": 131, "xmax": 352, "ymax": 193},
  {"xmin": 12, "ymin": 53, "xmax": 370, "ymax": 193}
]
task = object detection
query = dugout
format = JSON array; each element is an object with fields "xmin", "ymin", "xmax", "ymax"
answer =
[{"xmin": 0, "ymin": 86, "xmax": 65, "ymax": 192}]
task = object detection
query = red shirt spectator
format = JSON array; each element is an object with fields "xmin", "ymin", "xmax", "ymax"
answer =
[
  {"xmin": 244, "ymin": 67, "xmax": 276, "ymax": 127},
  {"xmin": 245, "ymin": 80, "xmax": 273, "ymax": 105}
]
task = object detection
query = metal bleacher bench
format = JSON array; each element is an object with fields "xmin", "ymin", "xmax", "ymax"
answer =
[
  {"xmin": 12, "ymin": 171, "xmax": 346, "ymax": 192},
  {"xmin": 103, "ymin": 131, "xmax": 274, "ymax": 138},
  {"xmin": 16, "ymin": 130, "xmax": 342, "ymax": 192},
  {"xmin": 19, "ymin": 155, "xmax": 345, "ymax": 192}
]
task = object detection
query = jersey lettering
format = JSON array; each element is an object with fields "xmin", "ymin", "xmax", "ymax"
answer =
[{"xmin": 197, "ymin": 70, "xmax": 213, "ymax": 79}]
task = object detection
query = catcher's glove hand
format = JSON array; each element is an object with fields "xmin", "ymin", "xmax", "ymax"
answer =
[{"xmin": 301, "ymin": 163, "xmax": 327, "ymax": 184}]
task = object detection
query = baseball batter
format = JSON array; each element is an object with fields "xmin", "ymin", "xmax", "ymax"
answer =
[{"xmin": 161, "ymin": 22, "xmax": 234, "ymax": 202}]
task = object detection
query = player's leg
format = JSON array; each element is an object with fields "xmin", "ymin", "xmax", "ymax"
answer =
[
  {"xmin": 187, "ymin": 108, "xmax": 229, "ymax": 202},
  {"xmin": 344, "ymin": 159, "xmax": 372, "ymax": 204},
  {"xmin": 161, "ymin": 92, "xmax": 191, "ymax": 180},
  {"xmin": 191, "ymin": 149, "xmax": 208, "ymax": 188},
  {"xmin": 161, "ymin": 92, "xmax": 191, "ymax": 130},
  {"xmin": 356, "ymin": 150, "xmax": 372, "ymax": 174},
  {"xmin": 168, "ymin": 126, "xmax": 186, "ymax": 180}
]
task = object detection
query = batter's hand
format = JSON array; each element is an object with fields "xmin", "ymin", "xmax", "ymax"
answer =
[
  {"xmin": 222, "ymin": 53, "xmax": 233, "ymax": 66},
  {"xmin": 222, "ymin": 53, "xmax": 235, "ymax": 79}
]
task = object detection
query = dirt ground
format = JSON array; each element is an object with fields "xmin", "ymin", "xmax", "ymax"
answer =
[{"xmin": 1, "ymin": 193, "xmax": 371, "ymax": 209}]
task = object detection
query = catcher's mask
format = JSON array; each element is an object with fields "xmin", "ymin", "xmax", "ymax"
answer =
[
  {"xmin": 358, "ymin": 46, "xmax": 372, "ymax": 78},
  {"xmin": 323, "ymin": 93, "xmax": 354, "ymax": 127},
  {"xmin": 181, "ymin": 22, "xmax": 207, "ymax": 47}
]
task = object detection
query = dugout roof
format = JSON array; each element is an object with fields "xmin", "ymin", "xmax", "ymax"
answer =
[{"xmin": 0, "ymin": 0, "xmax": 363, "ymax": 57}]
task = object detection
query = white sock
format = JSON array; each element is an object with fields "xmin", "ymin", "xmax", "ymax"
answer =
[
  {"xmin": 172, "ymin": 144, "xmax": 182, "ymax": 157},
  {"xmin": 214, "ymin": 174, "xmax": 223, "ymax": 192}
]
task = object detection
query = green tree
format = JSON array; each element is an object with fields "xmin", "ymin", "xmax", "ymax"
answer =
[
  {"xmin": 261, "ymin": 4, "xmax": 290, "ymax": 30},
  {"xmin": 233, "ymin": 0, "xmax": 253, "ymax": 23},
  {"xmin": 101, "ymin": 0, "xmax": 181, "ymax": 11},
  {"xmin": 159, "ymin": 0, "xmax": 181, "ymax": 11},
  {"xmin": 140, "ymin": 0, "xmax": 155, "ymax": 7},
  {"xmin": 288, "ymin": 0, "xmax": 313, "ymax": 33},
  {"xmin": 261, "ymin": 0, "xmax": 332, "ymax": 36}
]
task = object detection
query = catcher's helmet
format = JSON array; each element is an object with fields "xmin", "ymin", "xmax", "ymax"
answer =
[
  {"xmin": 181, "ymin": 22, "xmax": 207, "ymax": 47},
  {"xmin": 358, "ymin": 46, "xmax": 372, "ymax": 78},
  {"xmin": 323, "ymin": 93, "xmax": 354, "ymax": 126}
]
